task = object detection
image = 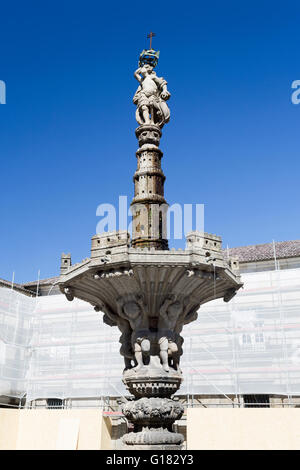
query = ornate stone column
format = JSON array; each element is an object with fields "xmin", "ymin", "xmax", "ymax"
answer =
[
  {"xmin": 131, "ymin": 125, "xmax": 168, "ymax": 250},
  {"xmin": 131, "ymin": 48, "xmax": 171, "ymax": 251},
  {"xmin": 57, "ymin": 46, "xmax": 243, "ymax": 450},
  {"xmin": 120, "ymin": 294, "xmax": 189, "ymax": 449}
]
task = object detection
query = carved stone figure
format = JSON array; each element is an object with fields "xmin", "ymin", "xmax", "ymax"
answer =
[
  {"xmin": 136, "ymin": 125, "xmax": 161, "ymax": 148},
  {"xmin": 133, "ymin": 64, "xmax": 170, "ymax": 128},
  {"xmin": 64, "ymin": 287, "xmax": 74, "ymax": 301},
  {"xmin": 116, "ymin": 295, "xmax": 150, "ymax": 371},
  {"xmin": 99, "ymin": 302, "xmax": 135, "ymax": 370},
  {"xmin": 158, "ymin": 296, "xmax": 187, "ymax": 371}
]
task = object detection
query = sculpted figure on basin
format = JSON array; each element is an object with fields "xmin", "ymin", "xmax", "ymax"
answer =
[{"xmin": 116, "ymin": 295, "xmax": 150, "ymax": 371}]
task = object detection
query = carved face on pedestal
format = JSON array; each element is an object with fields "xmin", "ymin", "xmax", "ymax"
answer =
[
  {"xmin": 138, "ymin": 129, "xmax": 161, "ymax": 147},
  {"xmin": 123, "ymin": 301, "xmax": 141, "ymax": 320}
]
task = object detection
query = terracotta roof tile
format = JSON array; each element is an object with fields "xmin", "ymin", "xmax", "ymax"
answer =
[
  {"xmin": 22, "ymin": 276, "xmax": 59, "ymax": 287},
  {"xmin": 226, "ymin": 240, "xmax": 300, "ymax": 263}
]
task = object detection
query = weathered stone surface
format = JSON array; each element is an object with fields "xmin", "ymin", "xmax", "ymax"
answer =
[
  {"xmin": 59, "ymin": 245, "xmax": 242, "ymax": 317},
  {"xmin": 60, "ymin": 253, "xmax": 72, "ymax": 274},
  {"xmin": 123, "ymin": 427, "xmax": 184, "ymax": 446},
  {"xmin": 58, "ymin": 231, "xmax": 242, "ymax": 448},
  {"xmin": 123, "ymin": 397, "xmax": 184, "ymax": 427},
  {"xmin": 135, "ymin": 124, "xmax": 162, "ymax": 147},
  {"xmin": 131, "ymin": 125, "xmax": 168, "ymax": 249},
  {"xmin": 133, "ymin": 64, "xmax": 170, "ymax": 128},
  {"xmin": 123, "ymin": 368, "xmax": 182, "ymax": 398},
  {"xmin": 131, "ymin": 50, "xmax": 170, "ymax": 250},
  {"xmin": 56, "ymin": 47, "xmax": 243, "ymax": 450}
]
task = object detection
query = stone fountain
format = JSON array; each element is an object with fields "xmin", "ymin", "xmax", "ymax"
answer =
[{"xmin": 57, "ymin": 46, "xmax": 242, "ymax": 449}]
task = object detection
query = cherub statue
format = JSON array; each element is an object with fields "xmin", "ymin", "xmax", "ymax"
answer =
[
  {"xmin": 116, "ymin": 294, "xmax": 150, "ymax": 371},
  {"xmin": 133, "ymin": 64, "xmax": 170, "ymax": 128}
]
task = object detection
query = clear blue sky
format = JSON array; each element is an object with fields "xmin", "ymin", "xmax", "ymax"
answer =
[{"xmin": 1, "ymin": 0, "xmax": 299, "ymax": 283}]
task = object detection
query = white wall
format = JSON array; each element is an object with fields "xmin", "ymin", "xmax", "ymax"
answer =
[{"xmin": 187, "ymin": 408, "xmax": 300, "ymax": 449}]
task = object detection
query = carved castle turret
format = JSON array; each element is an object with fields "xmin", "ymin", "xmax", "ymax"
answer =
[{"xmin": 131, "ymin": 125, "xmax": 168, "ymax": 249}]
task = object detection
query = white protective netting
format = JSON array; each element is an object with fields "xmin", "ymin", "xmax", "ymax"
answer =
[
  {"xmin": 181, "ymin": 268, "xmax": 300, "ymax": 396},
  {"xmin": 0, "ymin": 267, "xmax": 300, "ymax": 401},
  {"xmin": 0, "ymin": 289, "xmax": 32, "ymax": 398}
]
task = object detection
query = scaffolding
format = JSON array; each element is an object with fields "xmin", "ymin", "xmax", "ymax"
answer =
[{"xmin": 0, "ymin": 267, "xmax": 300, "ymax": 405}]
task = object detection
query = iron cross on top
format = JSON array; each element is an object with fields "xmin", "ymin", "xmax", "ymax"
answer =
[{"xmin": 147, "ymin": 32, "xmax": 156, "ymax": 49}]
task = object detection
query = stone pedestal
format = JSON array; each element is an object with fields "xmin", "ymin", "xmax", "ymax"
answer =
[{"xmin": 122, "ymin": 359, "xmax": 184, "ymax": 449}]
